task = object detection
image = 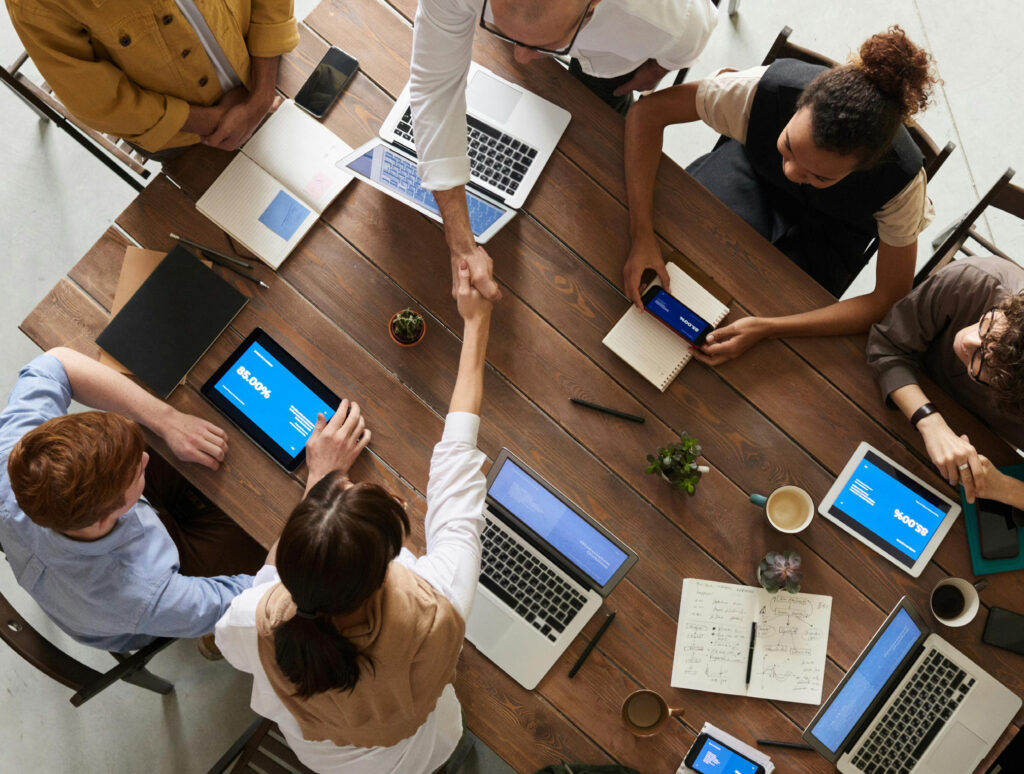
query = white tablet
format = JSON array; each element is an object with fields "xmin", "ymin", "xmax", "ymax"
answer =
[
  {"xmin": 338, "ymin": 139, "xmax": 516, "ymax": 244},
  {"xmin": 818, "ymin": 442, "xmax": 960, "ymax": 577}
]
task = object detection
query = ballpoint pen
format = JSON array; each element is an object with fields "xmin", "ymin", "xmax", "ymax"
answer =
[{"xmin": 169, "ymin": 233, "xmax": 254, "ymax": 269}]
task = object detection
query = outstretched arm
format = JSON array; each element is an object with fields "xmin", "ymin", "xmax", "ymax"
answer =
[{"xmin": 449, "ymin": 261, "xmax": 493, "ymax": 415}]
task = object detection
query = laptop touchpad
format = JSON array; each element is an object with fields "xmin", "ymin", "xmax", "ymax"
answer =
[
  {"xmin": 467, "ymin": 72, "xmax": 521, "ymax": 124},
  {"xmin": 925, "ymin": 723, "xmax": 986, "ymax": 774}
]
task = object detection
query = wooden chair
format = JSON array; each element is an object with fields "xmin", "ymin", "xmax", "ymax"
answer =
[
  {"xmin": 914, "ymin": 167, "xmax": 1021, "ymax": 284},
  {"xmin": 1, "ymin": 50, "xmax": 152, "ymax": 192},
  {"xmin": 0, "ymin": 539, "xmax": 175, "ymax": 706}
]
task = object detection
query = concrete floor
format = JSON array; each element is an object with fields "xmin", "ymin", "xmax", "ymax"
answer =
[{"xmin": 0, "ymin": 1, "xmax": 1022, "ymax": 772}]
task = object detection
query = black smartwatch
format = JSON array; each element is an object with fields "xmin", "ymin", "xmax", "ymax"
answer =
[{"xmin": 910, "ymin": 402, "xmax": 939, "ymax": 428}]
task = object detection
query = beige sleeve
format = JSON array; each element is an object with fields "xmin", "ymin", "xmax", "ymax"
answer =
[
  {"xmin": 875, "ymin": 170, "xmax": 935, "ymax": 247},
  {"xmin": 694, "ymin": 65, "xmax": 768, "ymax": 145}
]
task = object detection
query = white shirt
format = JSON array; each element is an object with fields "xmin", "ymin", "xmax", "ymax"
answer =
[
  {"xmin": 410, "ymin": 0, "xmax": 718, "ymax": 190},
  {"xmin": 215, "ymin": 413, "xmax": 487, "ymax": 774}
]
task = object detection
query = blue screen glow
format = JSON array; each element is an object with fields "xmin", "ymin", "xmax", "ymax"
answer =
[
  {"xmin": 691, "ymin": 737, "xmax": 761, "ymax": 774},
  {"xmin": 809, "ymin": 609, "xmax": 922, "ymax": 752},
  {"xmin": 213, "ymin": 342, "xmax": 334, "ymax": 456},
  {"xmin": 645, "ymin": 288, "xmax": 711, "ymax": 343},
  {"xmin": 829, "ymin": 452, "xmax": 953, "ymax": 567},
  {"xmin": 488, "ymin": 460, "xmax": 628, "ymax": 586}
]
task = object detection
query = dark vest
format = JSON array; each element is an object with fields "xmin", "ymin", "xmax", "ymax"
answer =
[{"xmin": 745, "ymin": 58, "xmax": 923, "ymax": 240}]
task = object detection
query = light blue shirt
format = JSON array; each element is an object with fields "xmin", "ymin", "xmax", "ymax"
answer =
[{"xmin": 0, "ymin": 354, "xmax": 253, "ymax": 652}]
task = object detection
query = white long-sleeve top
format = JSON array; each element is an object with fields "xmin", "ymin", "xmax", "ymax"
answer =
[
  {"xmin": 215, "ymin": 413, "xmax": 487, "ymax": 774},
  {"xmin": 410, "ymin": 0, "xmax": 718, "ymax": 190}
]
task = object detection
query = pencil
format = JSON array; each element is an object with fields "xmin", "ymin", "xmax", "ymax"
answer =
[
  {"xmin": 170, "ymin": 233, "xmax": 254, "ymax": 269},
  {"xmin": 570, "ymin": 397, "xmax": 644, "ymax": 424},
  {"xmin": 202, "ymin": 251, "xmax": 270, "ymax": 289},
  {"xmin": 568, "ymin": 611, "xmax": 616, "ymax": 678}
]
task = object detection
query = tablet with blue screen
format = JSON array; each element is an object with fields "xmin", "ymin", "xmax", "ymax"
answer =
[
  {"xmin": 201, "ymin": 328, "xmax": 341, "ymax": 471},
  {"xmin": 818, "ymin": 442, "xmax": 960, "ymax": 577}
]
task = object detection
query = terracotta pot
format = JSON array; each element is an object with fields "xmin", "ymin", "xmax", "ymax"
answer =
[{"xmin": 388, "ymin": 311, "xmax": 425, "ymax": 347}]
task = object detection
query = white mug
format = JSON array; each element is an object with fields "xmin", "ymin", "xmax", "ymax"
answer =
[{"xmin": 929, "ymin": 578, "xmax": 987, "ymax": 627}]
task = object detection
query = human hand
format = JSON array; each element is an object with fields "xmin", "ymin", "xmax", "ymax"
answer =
[
  {"xmin": 613, "ymin": 59, "xmax": 670, "ymax": 96},
  {"xmin": 451, "ymin": 246, "xmax": 501, "ymax": 303},
  {"xmin": 964, "ymin": 451, "xmax": 1013, "ymax": 504},
  {"xmin": 162, "ymin": 410, "xmax": 228, "ymax": 470},
  {"xmin": 203, "ymin": 93, "xmax": 282, "ymax": 151},
  {"xmin": 917, "ymin": 416, "xmax": 980, "ymax": 490},
  {"xmin": 455, "ymin": 260, "xmax": 492, "ymax": 326},
  {"xmin": 305, "ymin": 399, "xmax": 371, "ymax": 485},
  {"xmin": 623, "ymin": 229, "xmax": 670, "ymax": 308},
  {"xmin": 691, "ymin": 317, "xmax": 767, "ymax": 366}
]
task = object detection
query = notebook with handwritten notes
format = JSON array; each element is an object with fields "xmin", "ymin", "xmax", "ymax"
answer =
[
  {"xmin": 671, "ymin": 578, "xmax": 832, "ymax": 705},
  {"xmin": 602, "ymin": 262, "xmax": 730, "ymax": 391}
]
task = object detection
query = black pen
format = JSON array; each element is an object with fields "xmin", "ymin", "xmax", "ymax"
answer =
[
  {"xmin": 170, "ymin": 233, "xmax": 254, "ymax": 269},
  {"xmin": 568, "ymin": 611, "xmax": 616, "ymax": 678},
  {"xmin": 745, "ymin": 621, "xmax": 756, "ymax": 685},
  {"xmin": 756, "ymin": 740, "xmax": 814, "ymax": 751},
  {"xmin": 208, "ymin": 255, "xmax": 270, "ymax": 289},
  {"xmin": 570, "ymin": 397, "xmax": 644, "ymax": 424}
]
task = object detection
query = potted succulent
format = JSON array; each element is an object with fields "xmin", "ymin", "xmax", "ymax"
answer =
[
  {"xmin": 645, "ymin": 432, "xmax": 709, "ymax": 495},
  {"xmin": 389, "ymin": 308, "xmax": 426, "ymax": 347},
  {"xmin": 758, "ymin": 550, "xmax": 803, "ymax": 594}
]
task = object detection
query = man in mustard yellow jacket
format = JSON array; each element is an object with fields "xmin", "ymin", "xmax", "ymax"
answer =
[{"xmin": 7, "ymin": 0, "xmax": 299, "ymax": 153}]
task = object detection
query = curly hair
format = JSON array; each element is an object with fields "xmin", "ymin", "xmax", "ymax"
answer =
[
  {"xmin": 985, "ymin": 294, "xmax": 1024, "ymax": 415},
  {"xmin": 796, "ymin": 26, "xmax": 939, "ymax": 168}
]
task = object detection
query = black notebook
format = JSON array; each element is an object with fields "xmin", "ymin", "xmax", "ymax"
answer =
[{"xmin": 96, "ymin": 245, "xmax": 248, "ymax": 398}]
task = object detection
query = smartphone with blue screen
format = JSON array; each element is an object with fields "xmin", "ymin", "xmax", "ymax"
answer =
[
  {"xmin": 684, "ymin": 733, "xmax": 766, "ymax": 774},
  {"xmin": 641, "ymin": 285, "xmax": 714, "ymax": 345}
]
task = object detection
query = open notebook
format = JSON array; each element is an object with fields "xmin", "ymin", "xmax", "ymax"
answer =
[
  {"xmin": 603, "ymin": 262, "xmax": 730, "ymax": 391},
  {"xmin": 197, "ymin": 100, "xmax": 354, "ymax": 270}
]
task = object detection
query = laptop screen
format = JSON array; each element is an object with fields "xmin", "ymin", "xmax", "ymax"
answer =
[
  {"xmin": 806, "ymin": 608, "xmax": 923, "ymax": 753},
  {"xmin": 488, "ymin": 458, "xmax": 630, "ymax": 587},
  {"xmin": 344, "ymin": 144, "xmax": 506, "ymax": 237}
]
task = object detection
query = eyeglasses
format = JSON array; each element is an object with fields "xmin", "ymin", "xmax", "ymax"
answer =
[
  {"xmin": 968, "ymin": 306, "xmax": 998, "ymax": 384},
  {"xmin": 479, "ymin": 0, "xmax": 593, "ymax": 56}
]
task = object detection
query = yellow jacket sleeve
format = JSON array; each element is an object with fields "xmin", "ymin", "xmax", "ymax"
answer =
[
  {"xmin": 246, "ymin": 0, "xmax": 299, "ymax": 58},
  {"xmin": 9, "ymin": 3, "xmax": 193, "ymax": 151}
]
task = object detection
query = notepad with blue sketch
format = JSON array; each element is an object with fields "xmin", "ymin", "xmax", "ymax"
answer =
[
  {"xmin": 603, "ymin": 262, "xmax": 731, "ymax": 391},
  {"xmin": 197, "ymin": 100, "xmax": 354, "ymax": 269}
]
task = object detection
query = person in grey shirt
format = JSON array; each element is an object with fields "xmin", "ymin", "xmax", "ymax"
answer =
[{"xmin": 867, "ymin": 256, "xmax": 1024, "ymax": 507}]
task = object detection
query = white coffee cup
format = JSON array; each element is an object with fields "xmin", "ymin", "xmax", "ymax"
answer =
[
  {"xmin": 929, "ymin": 578, "xmax": 987, "ymax": 627},
  {"xmin": 749, "ymin": 485, "xmax": 815, "ymax": 533}
]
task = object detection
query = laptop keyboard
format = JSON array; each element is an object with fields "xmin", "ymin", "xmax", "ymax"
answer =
[
  {"xmin": 851, "ymin": 649, "xmax": 975, "ymax": 774},
  {"xmin": 395, "ymin": 108, "xmax": 538, "ymax": 197},
  {"xmin": 479, "ymin": 516, "xmax": 587, "ymax": 642}
]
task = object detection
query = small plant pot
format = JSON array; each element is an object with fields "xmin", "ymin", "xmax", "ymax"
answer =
[{"xmin": 388, "ymin": 311, "xmax": 425, "ymax": 348}]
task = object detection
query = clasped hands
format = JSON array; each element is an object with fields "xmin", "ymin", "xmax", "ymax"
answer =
[
  {"xmin": 198, "ymin": 85, "xmax": 281, "ymax": 151},
  {"xmin": 916, "ymin": 412, "xmax": 1007, "ymax": 503}
]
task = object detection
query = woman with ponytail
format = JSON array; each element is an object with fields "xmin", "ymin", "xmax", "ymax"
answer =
[
  {"xmin": 215, "ymin": 261, "xmax": 493, "ymax": 773},
  {"xmin": 623, "ymin": 26, "xmax": 940, "ymax": 364}
]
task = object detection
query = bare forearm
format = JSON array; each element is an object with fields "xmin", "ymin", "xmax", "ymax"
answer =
[
  {"xmin": 433, "ymin": 186, "xmax": 475, "ymax": 255},
  {"xmin": 758, "ymin": 291, "xmax": 900, "ymax": 340},
  {"xmin": 182, "ymin": 104, "xmax": 223, "ymax": 136},
  {"xmin": 248, "ymin": 55, "xmax": 280, "ymax": 110},
  {"xmin": 449, "ymin": 318, "xmax": 490, "ymax": 415}
]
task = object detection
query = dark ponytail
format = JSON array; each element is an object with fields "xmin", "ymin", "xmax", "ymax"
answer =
[
  {"xmin": 796, "ymin": 26, "xmax": 939, "ymax": 167},
  {"xmin": 273, "ymin": 471, "xmax": 410, "ymax": 698}
]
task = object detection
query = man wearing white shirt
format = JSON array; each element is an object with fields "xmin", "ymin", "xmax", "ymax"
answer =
[{"xmin": 410, "ymin": 0, "xmax": 718, "ymax": 306}]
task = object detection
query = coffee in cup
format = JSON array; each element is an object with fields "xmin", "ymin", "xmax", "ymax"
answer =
[
  {"xmin": 749, "ymin": 485, "xmax": 815, "ymax": 533},
  {"xmin": 621, "ymin": 689, "xmax": 684, "ymax": 737},
  {"xmin": 930, "ymin": 578, "xmax": 987, "ymax": 627}
]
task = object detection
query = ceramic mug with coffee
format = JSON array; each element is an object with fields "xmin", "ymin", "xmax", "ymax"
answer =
[
  {"xmin": 749, "ymin": 485, "xmax": 815, "ymax": 533},
  {"xmin": 930, "ymin": 578, "xmax": 988, "ymax": 627},
  {"xmin": 621, "ymin": 689, "xmax": 684, "ymax": 736}
]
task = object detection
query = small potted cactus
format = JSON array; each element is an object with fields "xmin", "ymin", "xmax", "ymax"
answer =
[
  {"xmin": 758, "ymin": 550, "xmax": 803, "ymax": 594},
  {"xmin": 389, "ymin": 308, "xmax": 426, "ymax": 347},
  {"xmin": 645, "ymin": 432, "xmax": 709, "ymax": 495}
]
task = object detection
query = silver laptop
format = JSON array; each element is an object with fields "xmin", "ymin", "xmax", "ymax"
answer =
[
  {"xmin": 380, "ymin": 61, "xmax": 571, "ymax": 209},
  {"xmin": 803, "ymin": 597, "xmax": 1020, "ymax": 774},
  {"xmin": 466, "ymin": 449, "xmax": 637, "ymax": 690}
]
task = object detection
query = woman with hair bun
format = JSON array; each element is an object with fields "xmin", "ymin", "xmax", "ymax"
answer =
[
  {"xmin": 215, "ymin": 261, "xmax": 493, "ymax": 773},
  {"xmin": 623, "ymin": 26, "xmax": 940, "ymax": 364}
]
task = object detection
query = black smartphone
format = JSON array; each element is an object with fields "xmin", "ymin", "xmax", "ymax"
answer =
[
  {"xmin": 684, "ymin": 733, "xmax": 766, "ymax": 774},
  {"xmin": 977, "ymin": 498, "xmax": 1020, "ymax": 560},
  {"xmin": 294, "ymin": 46, "xmax": 359, "ymax": 118},
  {"xmin": 982, "ymin": 607, "xmax": 1024, "ymax": 656},
  {"xmin": 640, "ymin": 285, "xmax": 714, "ymax": 345}
]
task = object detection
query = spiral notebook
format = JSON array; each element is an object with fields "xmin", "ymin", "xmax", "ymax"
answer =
[{"xmin": 602, "ymin": 262, "xmax": 730, "ymax": 391}]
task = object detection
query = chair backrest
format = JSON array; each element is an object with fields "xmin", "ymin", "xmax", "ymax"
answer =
[
  {"xmin": 207, "ymin": 719, "xmax": 316, "ymax": 774},
  {"xmin": 914, "ymin": 167, "xmax": 1021, "ymax": 284}
]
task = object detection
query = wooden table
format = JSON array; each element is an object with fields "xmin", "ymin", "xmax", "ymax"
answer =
[{"xmin": 19, "ymin": 0, "xmax": 1023, "ymax": 770}]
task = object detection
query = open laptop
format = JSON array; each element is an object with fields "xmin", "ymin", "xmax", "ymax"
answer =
[
  {"xmin": 466, "ymin": 449, "xmax": 638, "ymax": 690},
  {"xmin": 803, "ymin": 597, "xmax": 1020, "ymax": 774},
  {"xmin": 338, "ymin": 62, "xmax": 570, "ymax": 243}
]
